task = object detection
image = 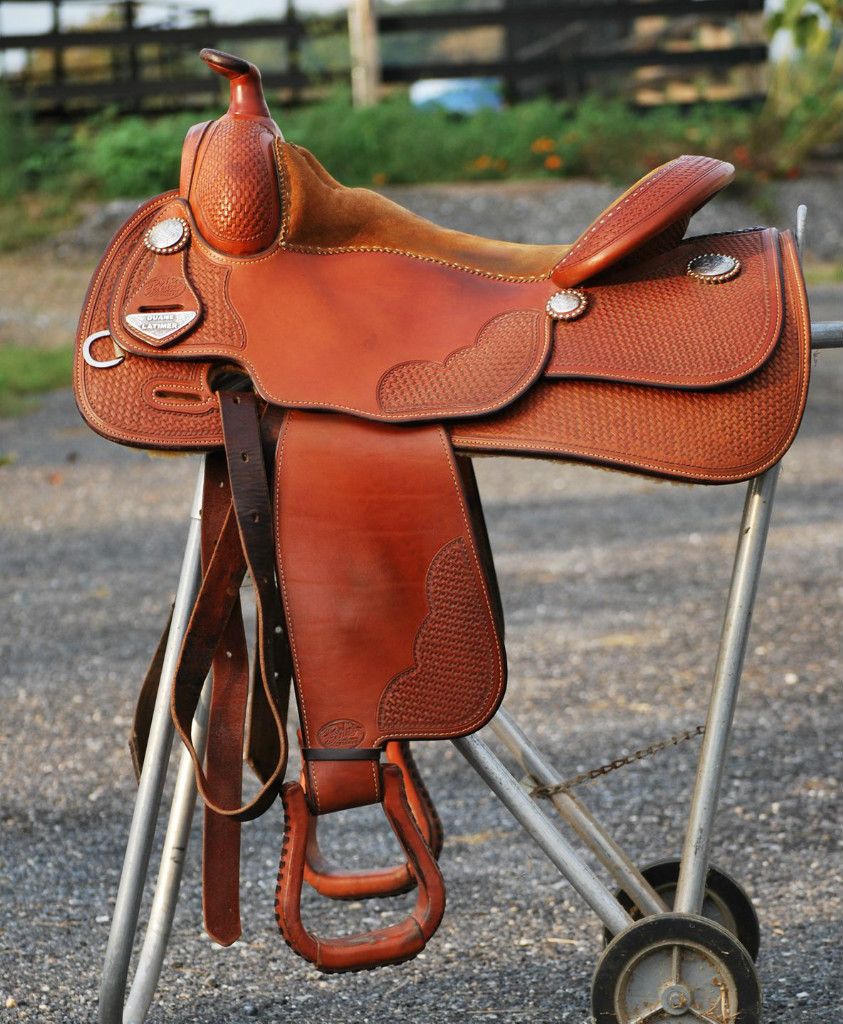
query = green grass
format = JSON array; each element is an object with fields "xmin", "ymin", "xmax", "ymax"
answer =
[{"xmin": 0, "ymin": 345, "xmax": 73, "ymax": 418}]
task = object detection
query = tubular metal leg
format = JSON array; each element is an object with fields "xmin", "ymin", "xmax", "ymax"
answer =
[
  {"xmin": 122, "ymin": 683, "xmax": 212, "ymax": 1023},
  {"xmin": 674, "ymin": 207, "xmax": 827, "ymax": 917},
  {"xmin": 99, "ymin": 461, "xmax": 206, "ymax": 1024},
  {"xmin": 453, "ymin": 733, "xmax": 634, "ymax": 936},
  {"xmin": 488, "ymin": 709, "xmax": 669, "ymax": 916},
  {"xmin": 674, "ymin": 464, "xmax": 781, "ymax": 915}
]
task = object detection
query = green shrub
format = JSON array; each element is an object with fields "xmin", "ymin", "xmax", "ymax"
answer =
[
  {"xmin": 0, "ymin": 73, "xmax": 833, "ymax": 209},
  {"xmin": 75, "ymin": 109, "xmax": 207, "ymax": 197},
  {"xmin": 58, "ymin": 90, "xmax": 759, "ymax": 196}
]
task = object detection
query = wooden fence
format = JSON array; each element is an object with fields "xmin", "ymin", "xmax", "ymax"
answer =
[{"xmin": 0, "ymin": 0, "xmax": 768, "ymax": 117}]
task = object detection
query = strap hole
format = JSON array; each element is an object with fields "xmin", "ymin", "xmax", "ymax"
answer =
[
  {"xmin": 274, "ymin": 625, "xmax": 282, "ymax": 634},
  {"xmin": 241, "ymin": 451, "xmax": 249, "ymax": 462},
  {"xmin": 251, "ymin": 511, "xmax": 260, "ymax": 523},
  {"xmin": 233, "ymin": 395, "xmax": 241, "ymax": 404}
]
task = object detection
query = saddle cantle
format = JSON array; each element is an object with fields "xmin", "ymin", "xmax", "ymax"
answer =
[{"xmin": 76, "ymin": 49, "xmax": 811, "ymax": 972}]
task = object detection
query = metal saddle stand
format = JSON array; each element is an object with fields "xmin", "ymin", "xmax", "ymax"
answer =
[{"xmin": 98, "ymin": 211, "xmax": 842, "ymax": 1024}]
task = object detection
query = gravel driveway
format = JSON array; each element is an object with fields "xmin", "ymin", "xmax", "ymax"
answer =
[{"xmin": 0, "ymin": 211, "xmax": 840, "ymax": 1021}]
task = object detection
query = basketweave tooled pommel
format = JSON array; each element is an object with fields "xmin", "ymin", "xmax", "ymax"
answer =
[{"xmin": 180, "ymin": 49, "xmax": 283, "ymax": 256}]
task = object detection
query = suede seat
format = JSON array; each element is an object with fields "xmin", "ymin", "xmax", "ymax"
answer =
[{"xmin": 277, "ymin": 143, "xmax": 569, "ymax": 280}]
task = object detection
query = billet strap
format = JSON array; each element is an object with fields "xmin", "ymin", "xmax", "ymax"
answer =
[
  {"xmin": 201, "ymin": 450, "xmax": 250, "ymax": 946},
  {"xmin": 303, "ymin": 741, "xmax": 444, "ymax": 901},
  {"xmin": 170, "ymin": 390, "xmax": 289, "ymax": 822},
  {"xmin": 276, "ymin": 765, "xmax": 446, "ymax": 973}
]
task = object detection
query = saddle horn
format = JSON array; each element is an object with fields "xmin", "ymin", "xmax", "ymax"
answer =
[
  {"xmin": 180, "ymin": 49, "xmax": 284, "ymax": 255},
  {"xmin": 199, "ymin": 48, "xmax": 273, "ymax": 118}
]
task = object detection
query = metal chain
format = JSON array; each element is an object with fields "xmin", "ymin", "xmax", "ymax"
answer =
[{"xmin": 529, "ymin": 724, "xmax": 706, "ymax": 800}]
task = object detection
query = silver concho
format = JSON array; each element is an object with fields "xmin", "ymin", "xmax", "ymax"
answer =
[
  {"xmin": 144, "ymin": 217, "xmax": 189, "ymax": 255},
  {"xmin": 686, "ymin": 252, "xmax": 741, "ymax": 283},
  {"xmin": 547, "ymin": 288, "xmax": 588, "ymax": 321},
  {"xmin": 124, "ymin": 310, "xmax": 197, "ymax": 342}
]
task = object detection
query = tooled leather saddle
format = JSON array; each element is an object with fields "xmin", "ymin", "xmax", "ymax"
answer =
[{"xmin": 75, "ymin": 49, "xmax": 811, "ymax": 973}]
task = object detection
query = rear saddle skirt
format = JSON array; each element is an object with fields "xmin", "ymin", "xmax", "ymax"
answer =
[{"xmin": 75, "ymin": 49, "xmax": 811, "ymax": 973}]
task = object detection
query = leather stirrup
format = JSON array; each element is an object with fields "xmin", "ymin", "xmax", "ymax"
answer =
[{"xmin": 276, "ymin": 764, "xmax": 446, "ymax": 972}]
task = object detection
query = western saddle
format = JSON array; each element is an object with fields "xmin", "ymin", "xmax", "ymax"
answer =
[{"xmin": 75, "ymin": 49, "xmax": 811, "ymax": 973}]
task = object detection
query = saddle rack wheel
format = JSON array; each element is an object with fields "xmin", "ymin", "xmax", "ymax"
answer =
[
  {"xmin": 602, "ymin": 859, "xmax": 760, "ymax": 961},
  {"xmin": 592, "ymin": 913, "xmax": 761, "ymax": 1024}
]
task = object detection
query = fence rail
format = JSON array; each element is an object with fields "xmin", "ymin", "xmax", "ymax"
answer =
[{"xmin": 0, "ymin": 0, "xmax": 768, "ymax": 117}]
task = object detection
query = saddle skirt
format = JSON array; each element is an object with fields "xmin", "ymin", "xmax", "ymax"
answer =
[{"xmin": 76, "ymin": 49, "xmax": 811, "ymax": 972}]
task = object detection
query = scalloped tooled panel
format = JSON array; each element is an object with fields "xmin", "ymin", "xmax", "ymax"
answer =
[
  {"xmin": 377, "ymin": 309, "xmax": 548, "ymax": 417},
  {"xmin": 377, "ymin": 537, "xmax": 500, "ymax": 735}
]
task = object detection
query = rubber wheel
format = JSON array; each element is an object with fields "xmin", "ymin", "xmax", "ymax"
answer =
[
  {"xmin": 592, "ymin": 913, "xmax": 761, "ymax": 1024},
  {"xmin": 603, "ymin": 859, "xmax": 760, "ymax": 962}
]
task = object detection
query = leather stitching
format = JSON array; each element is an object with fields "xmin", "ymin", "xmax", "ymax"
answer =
[{"xmin": 558, "ymin": 156, "xmax": 708, "ymax": 267}]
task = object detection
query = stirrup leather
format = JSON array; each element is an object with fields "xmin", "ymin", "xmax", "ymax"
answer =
[{"xmin": 303, "ymin": 741, "xmax": 445, "ymax": 901}]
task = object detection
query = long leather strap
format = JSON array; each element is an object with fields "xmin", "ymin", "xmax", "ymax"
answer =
[
  {"xmin": 170, "ymin": 391, "xmax": 290, "ymax": 821},
  {"xmin": 129, "ymin": 605, "xmax": 174, "ymax": 781},
  {"xmin": 201, "ymin": 451, "xmax": 250, "ymax": 946}
]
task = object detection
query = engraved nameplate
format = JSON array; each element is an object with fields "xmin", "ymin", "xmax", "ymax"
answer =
[{"xmin": 124, "ymin": 310, "xmax": 198, "ymax": 342}]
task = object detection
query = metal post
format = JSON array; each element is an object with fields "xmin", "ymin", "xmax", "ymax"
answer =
[
  {"xmin": 454, "ymin": 733, "xmax": 634, "ymax": 936},
  {"xmin": 99, "ymin": 462, "xmax": 205, "ymax": 1024},
  {"xmin": 348, "ymin": 0, "xmax": 380, "ymax": 107},
  {"xmin": 674, "ymin": 205, "xmax": 819, "ymax": 916},
  {"xmin": 489, "ymin": 709, "xmax": 669, "ymax": 915},
  {"xmin": 674, "ymin": 461, "xmax": 781, "ymax": 915}
]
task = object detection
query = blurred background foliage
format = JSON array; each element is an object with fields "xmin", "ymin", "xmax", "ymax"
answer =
[{"xmin": 0, "ymin": 0, "xmax": 839, "ymax": 240}]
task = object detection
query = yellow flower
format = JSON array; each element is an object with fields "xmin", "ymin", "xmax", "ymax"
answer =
[
  {"xmin": 531, "ymin": 137, "xmax": 556, "ymax": 154},
  {"xmin": 471, "ymin": 155, "xmax": 493, "ymax": 170},
  {"xmin": 544, "ymin": 154, "xmax": 563, "ymax": 171},
  {"xmin": 372, "ymin": 171, "xmax": 388, "ymax": 186}
]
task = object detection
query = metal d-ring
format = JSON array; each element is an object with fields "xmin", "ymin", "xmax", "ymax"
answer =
[{"xmin": 83, "ymin": 330, "xmax": 125, "ymax": 369}]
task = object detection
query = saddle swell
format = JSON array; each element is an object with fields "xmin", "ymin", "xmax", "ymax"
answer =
[{"xmin": 75, "ymin": 49, "xmax": 812, "ymax": 973}]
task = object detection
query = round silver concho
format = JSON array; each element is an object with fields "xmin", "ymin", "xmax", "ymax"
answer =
[
  {"xmin": 686, "ymin": 252, "xmax": 741, "ymax": 283},
  {"xmin": 144, "ymin": 217, "xmax": 190, "ymax": 255},
  {"xmin": 546, "ymin": 288, "xmax": 588, "ymax": 321}
]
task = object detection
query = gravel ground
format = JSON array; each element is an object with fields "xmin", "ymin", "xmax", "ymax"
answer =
[
  {"xmin": 50, "ymin": 170, "xmax": 843, "ymax": 264},
  {"xmin": 0, "ymin": 196, "xmax": 841, "ymax": 1023}
]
